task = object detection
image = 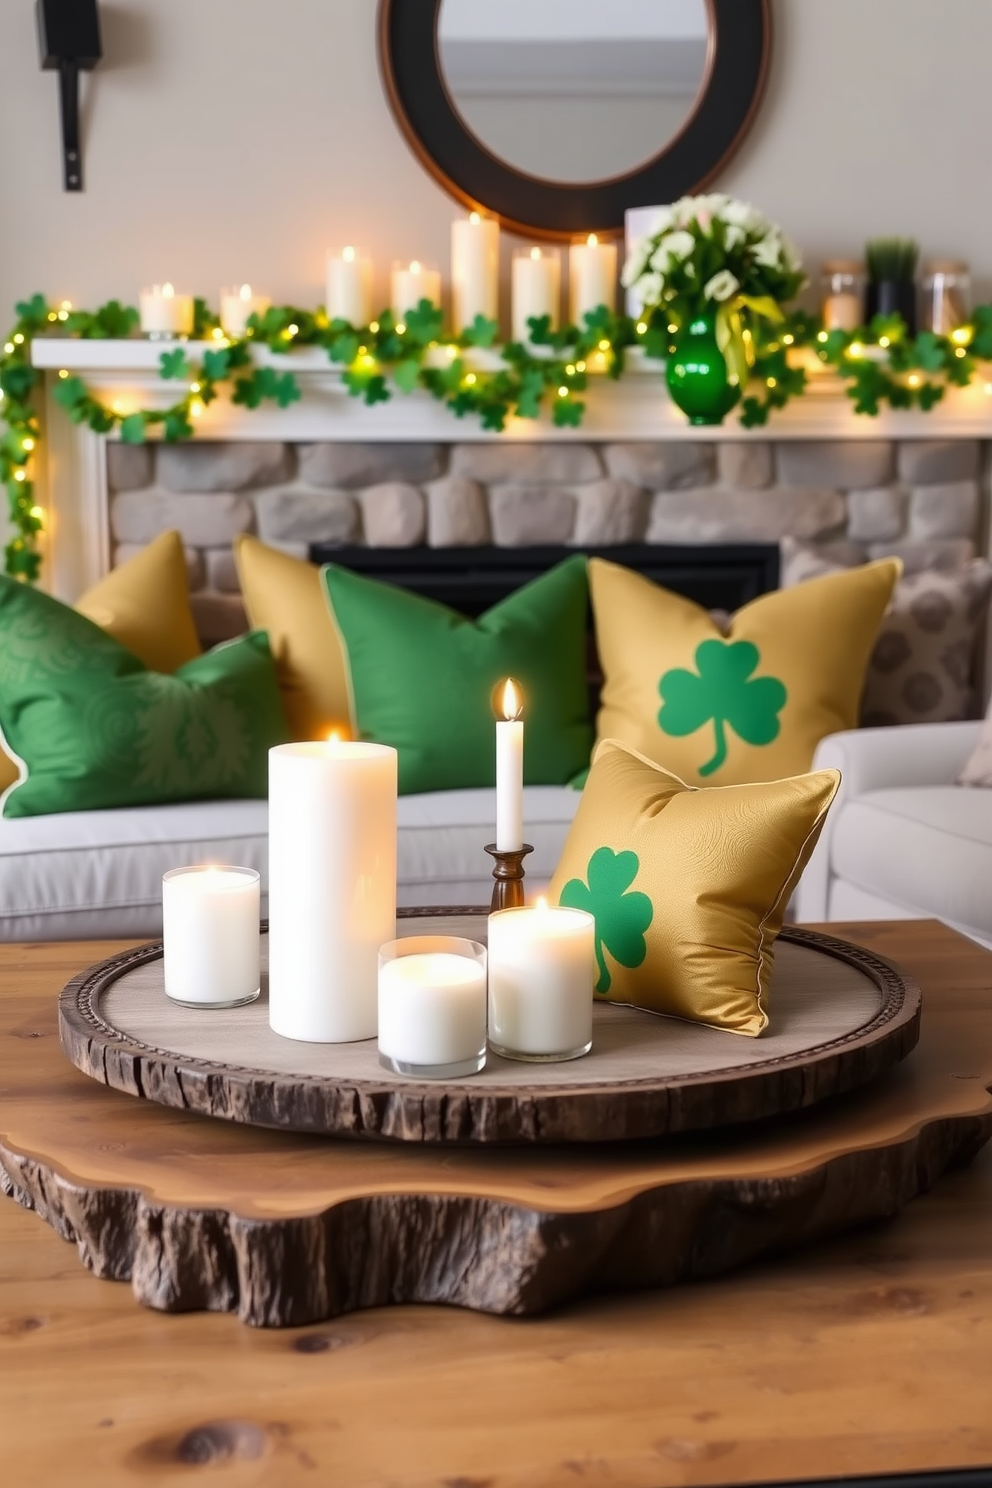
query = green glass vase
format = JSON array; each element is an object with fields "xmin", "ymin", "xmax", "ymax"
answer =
[{"xmin": 665, "ymin": 310, "xmax": 740, "ymax": 426}]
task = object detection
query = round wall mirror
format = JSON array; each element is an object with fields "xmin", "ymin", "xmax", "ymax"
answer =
[
  {"xmin": 436, "ymin": 0, "xmax": 712, "ymax": 187},
  {"xmin": 379, "ymin": 0, "xmax": 771, "ymax": 240}
]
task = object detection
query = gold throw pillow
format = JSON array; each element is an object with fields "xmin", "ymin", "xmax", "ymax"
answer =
[
  {"xmin": 234, "ymin": 535, "xmax": 351, "ymax": 741},
  {"xmin": 590, "ymin": 556, "xmax": 899, "ymax": 787},
  {"xmin": 549, "ymin": 738, "xmax": 840, "ymax": 1036}
]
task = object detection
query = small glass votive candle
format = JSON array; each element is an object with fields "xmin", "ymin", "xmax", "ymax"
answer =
[
  {"xmin": 821, "ymin": 259, "xmax": 864, "ymax": 332},
  {"xmin": 138, "ymin": 283, "xmax": 194, "ymax": 340},
  {"xmin": 487, "ymin": 901, "xmax": 595, "ymax": 1063},
  {"xmin": 162, "ymin": 866, "xmax": 261, "ymax": 1009},
  {"xmin": 378, "ymin": 935, "xmax": 487, "ymax": 1078}
]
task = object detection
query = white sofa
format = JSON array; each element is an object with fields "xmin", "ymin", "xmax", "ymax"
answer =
[
  {"xmin": 0, "ymin": 786, "xmax": 581, "ymax": 941},
  {"xmin": 796, "ymin": 721, "xmax": 992, "ymax": 949}
]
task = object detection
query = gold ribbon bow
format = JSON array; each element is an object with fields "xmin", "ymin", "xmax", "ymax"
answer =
[{"xmin": 716, "ymin": 294, "xmax": 784, "ymax": 387}]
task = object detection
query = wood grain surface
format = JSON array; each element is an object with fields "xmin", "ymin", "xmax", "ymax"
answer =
[
  {"xmin": 3, "ymin": 923, "xmax": 991, "ymax": 1330},
  {"xmin": 1, "ymin": 923, "xmax": 991, "ymax": 1485},
  {"xmin": 58, "ymin": 916, "xmax": 922, "ymax": 1143}
]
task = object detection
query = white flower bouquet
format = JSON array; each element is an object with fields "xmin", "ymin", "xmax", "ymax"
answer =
[{"xmin": 622, "ymin": 194, "xmax": 805, "ymax": 383}]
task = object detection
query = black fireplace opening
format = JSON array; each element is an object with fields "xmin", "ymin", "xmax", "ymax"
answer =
[
  {"xmin": 307, "ymin": 542, "xmax": 780, "ymax": 618},
  {"xmin": 307, "ymin": 542, "xmax": 780, "ymax": 711}
]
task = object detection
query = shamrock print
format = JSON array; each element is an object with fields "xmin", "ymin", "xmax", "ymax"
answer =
[
  {"xmin": 657, "ymin": 639, "xmax": 787, "ymax": 778},
  {"xmin": 560, "ymin": 846, "xmax": 653, "ymax": 995}
]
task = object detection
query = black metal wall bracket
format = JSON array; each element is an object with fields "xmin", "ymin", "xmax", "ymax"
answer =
[{"xmin": 36, "ymin": 0, "xmax": 102, "ymax": 192}]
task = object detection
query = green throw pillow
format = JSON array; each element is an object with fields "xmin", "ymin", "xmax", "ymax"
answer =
[
  {"xmin": 0, "ymin": 576, "xmax": 288, "ymax": 818},
  {"xmin": 322, "ymin": 556, "xmax": 593, "ymax": 794}
]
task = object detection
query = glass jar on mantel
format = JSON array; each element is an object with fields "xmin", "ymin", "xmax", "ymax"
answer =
[
  {"xmin": 820, "ymin": 260, "xmax": 864, "ymax": 332},
  {"xmin": 922, "ymin": 260, "xmax": 971, "ymax": 335}
]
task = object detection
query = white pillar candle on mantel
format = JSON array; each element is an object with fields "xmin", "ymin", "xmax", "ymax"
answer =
[
  {"xmin": 488, "ymin": 900, "xmax": 595, "ymax": 1062},
  {"xmin": 268, "ymin": 739, "xmax": 397, "ymax": 1044},
  {"xmin": 511, "ymin": 247, "xmax": 561, "ymax": 342},
  {"xmin": 327, "ymin": 246, "xmax": 374, "ymax": 326},
  {"xmin": 451, "ymin": 212, "xmax": 499, "ymax": 331},
  {"xmin": 162, "ymin": 866, "xmax": 261, "ymax": 1009},
  {"xmin": 495, "ymin": 676, "xmax": 524, "ymax": 852},
  {"xmin": 378, "ymin": 935, "xmax": 487, "ymax": 1077},
  {"xmin": 568, "ymin": 234, "xmax": 618, "ymax": 325},
  {"xmin": 219, "ymin": 284, "xmax": 271, "ymax": 338},
  {"xmin": 139, "ymin": 283, "xmax": 195, "ymax": 339},
  {"xmin": 391, "ymin": 260, "xmax": 441, "ymax": 320}
]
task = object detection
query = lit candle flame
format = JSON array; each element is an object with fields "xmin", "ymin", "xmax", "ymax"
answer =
[
  {"xmin": 587, "ymin": 233, "xmax": 598, "ymax": 246},
  {"xmin": 162, "ymin": 282, "xmax": 174, "ymax": 299},
  {"xmin": 326, "ymin": 728, "xmax": 342, "ymax": 745},
  {"xmin": 535, "ymin": 895, "xmax": 549, "ymax": 913},
  {"xmin": 410, "ymin": 260, "xmax": 421, "ymax": 273},
  {"xmin": 498, "ymin": 677, "xmax": 523, "ymax": 722},
  {"xmin": 239, "ymin": 283, "xmax": 252, "ymax": 301},
  {"xmin": 469, "ymin": 211, "xmax": 481, "ymax": 224},
  {"xmin": 529, "ymin": 247, "xmax": 542, "ymax": 261},
  {"xmin": 343, "ymin": 246, "xmax": 356, "ymax": 262}
]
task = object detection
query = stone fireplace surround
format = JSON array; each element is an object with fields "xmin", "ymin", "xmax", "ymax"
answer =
[
  {"xmin": 105, "ymin": 434, "xmax": 988, "ymax": 649},
  {"xmin": 26, "ymin": 340, "xmax": 992, "ymax": 701}
]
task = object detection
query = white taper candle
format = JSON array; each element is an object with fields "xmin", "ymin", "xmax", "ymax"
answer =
[{"xmin": 495, "ymin": 676, "xmax": 524, "ymax": 852}]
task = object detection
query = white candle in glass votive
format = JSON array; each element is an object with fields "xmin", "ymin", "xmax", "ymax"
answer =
[
  {"xmin": 488, "ymin": 900, "xmax": 595, "ymax": 1062},
  {"xmin": 391, "ymin": 260, "xmax": 441, "ymax": 319},
  {"xmin": 162, "ymin": 866, "xmax": 261, "ymax": 1009},
  {"xmin": 511, "ymin": 247, "xmax": 561, "ymax": 342},
  {"xmin": 451, "ymin": 212, "xmax": 499, "ymax": 331},
  {"xmin": 327, "ymin": 246, "xmax": 374, "ymax": 326},
  {"xmin": 495, "ymin": 676, "xmax": 524, "ymax": 852},
  {"xmin": 378, "ymin": 935, "xmax": 487, "ymax": 1077},
  {"xmin": 219, "ymin": 283, "xmax": 271, "ymax": 338},
  {"xmin": 268, "ymin": 738, "xmax": 397, "ymax": 1043},
  {"xmin": 569, "ymin": 233, "xmax": 617, "ymax": 325},
  {"xmin": 139, "ymin": 283, "xmax": 195, "ymax": 339}
]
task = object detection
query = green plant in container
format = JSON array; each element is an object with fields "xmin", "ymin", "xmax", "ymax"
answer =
[{"xmin": 865, "ymin": 236, "xmax": 919, "ymax": 333}]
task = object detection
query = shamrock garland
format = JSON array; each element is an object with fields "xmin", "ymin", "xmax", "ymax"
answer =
[{"xmin": 5, "ymin": 291, "xmax": 992, "ymax": 581}]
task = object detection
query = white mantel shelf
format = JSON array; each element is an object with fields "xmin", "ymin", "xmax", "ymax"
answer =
[{"xmin": 31, "ymin": 338, "xmax": 992, "ymax": 442}]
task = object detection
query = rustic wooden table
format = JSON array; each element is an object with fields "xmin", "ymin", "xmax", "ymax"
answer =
[{"xmin": 2, "ymin": 921, "xmax": 992, "ymax": 1487}]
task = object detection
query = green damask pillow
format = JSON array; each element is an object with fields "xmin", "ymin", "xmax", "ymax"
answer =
[{"xmin": 0, "ymin": 576, "xmax": 288, "ymax": 818}]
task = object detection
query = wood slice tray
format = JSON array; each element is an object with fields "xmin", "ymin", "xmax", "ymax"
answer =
[{"xmin": 59, "ymin": 911, "xmax": 921, "ymax": 1145}]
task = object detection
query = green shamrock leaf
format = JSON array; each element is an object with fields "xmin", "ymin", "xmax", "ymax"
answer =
[
  {"xmin": 560, "ymin": 846, "xmax": 653, "ymax": 995},
  {"xmin": 658, "ymin": 639, "xmax": 787, "ymax": 778}
]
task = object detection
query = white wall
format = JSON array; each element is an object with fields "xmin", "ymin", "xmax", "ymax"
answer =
[{"xmin": 1, "ymin": 0, "xmax": 992, "ymax": 319}]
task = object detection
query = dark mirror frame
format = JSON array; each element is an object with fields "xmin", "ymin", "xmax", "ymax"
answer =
[{"xmin": 378, "ymin": 0, "xmax": 771, "ymax": 241}]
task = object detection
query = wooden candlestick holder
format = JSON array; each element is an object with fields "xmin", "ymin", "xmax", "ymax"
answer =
[{"xmin": 484, "ymin": 843, "xmax": 534, "ymax": 913}]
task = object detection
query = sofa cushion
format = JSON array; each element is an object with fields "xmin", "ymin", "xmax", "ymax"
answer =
[
  {"xmin": 0, "ymin": 530, "xmax": 201, "ymax": 797},
  {"xmin": 830, "ymin": 786, "xmax": 992, "ymax": 936},
  {"xmin": 235, "ymin": 535, "xmax": 352, "ymax": 742},
  {"xmin": 589, "ymin": 554, "xmax": 899, "ymax": 787},
  {"xmin": 323, "ymin": 556, "xmax": 592, "ymax": 794},
  {"xmin": 0, "ymin": 786, "xmax": 580, "ymax": 941},
  {"xmin": 0, "ymin": 575, "xmax": 287, "ymax": 818}
]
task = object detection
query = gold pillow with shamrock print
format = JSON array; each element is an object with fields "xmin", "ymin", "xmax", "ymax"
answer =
[
  {"xmin": 548, "ymin": 739, "xmax": 840, "ymax": 1036},
  {"xmin": 589, "ymin": 556, "xmax": 899, "ymax": 787}
]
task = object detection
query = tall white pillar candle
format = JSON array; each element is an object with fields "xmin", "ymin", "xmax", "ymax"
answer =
[
  {"xmin": 511, "ymin": 248, "xmax": 561, "ymax": 342},
  {"xmin": 568, "ymin": 234, "xmax": 617, "ymax": 325},
  {"xmin": 451, "ymin": 212, "xmax": 499, "ymax": 331},
  {"xmin": 219, "ymin": 284, "xmax": 271, "ymax": 338},
  {"xmin": 327, "ymin": 246, "xmax": 374, "ymax": 326},
  {"xmin": 139, "ymin": 283, "xmax": 195, "ymax": 339},
  {"xmin": 495, "ymin": 676, "xmax": 524, "ymax": 852},
  {"xmin": 378, "ymin": 935, "xmax": 487, "ymax": 1077},
  {"xmin": 268, "ymin": 740, "xmax": 397, "ymax": 1043},
  {"xmin": 488, "ymin": 901, "xmax": 595, "ymax": 1061},
  {"xmin": 391, "ymin": 260, "xmax": 442, "ymax": 320},
  {"xmin": 162, "ymin": 866, "xmax": 260, "ymax": 1008}
]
